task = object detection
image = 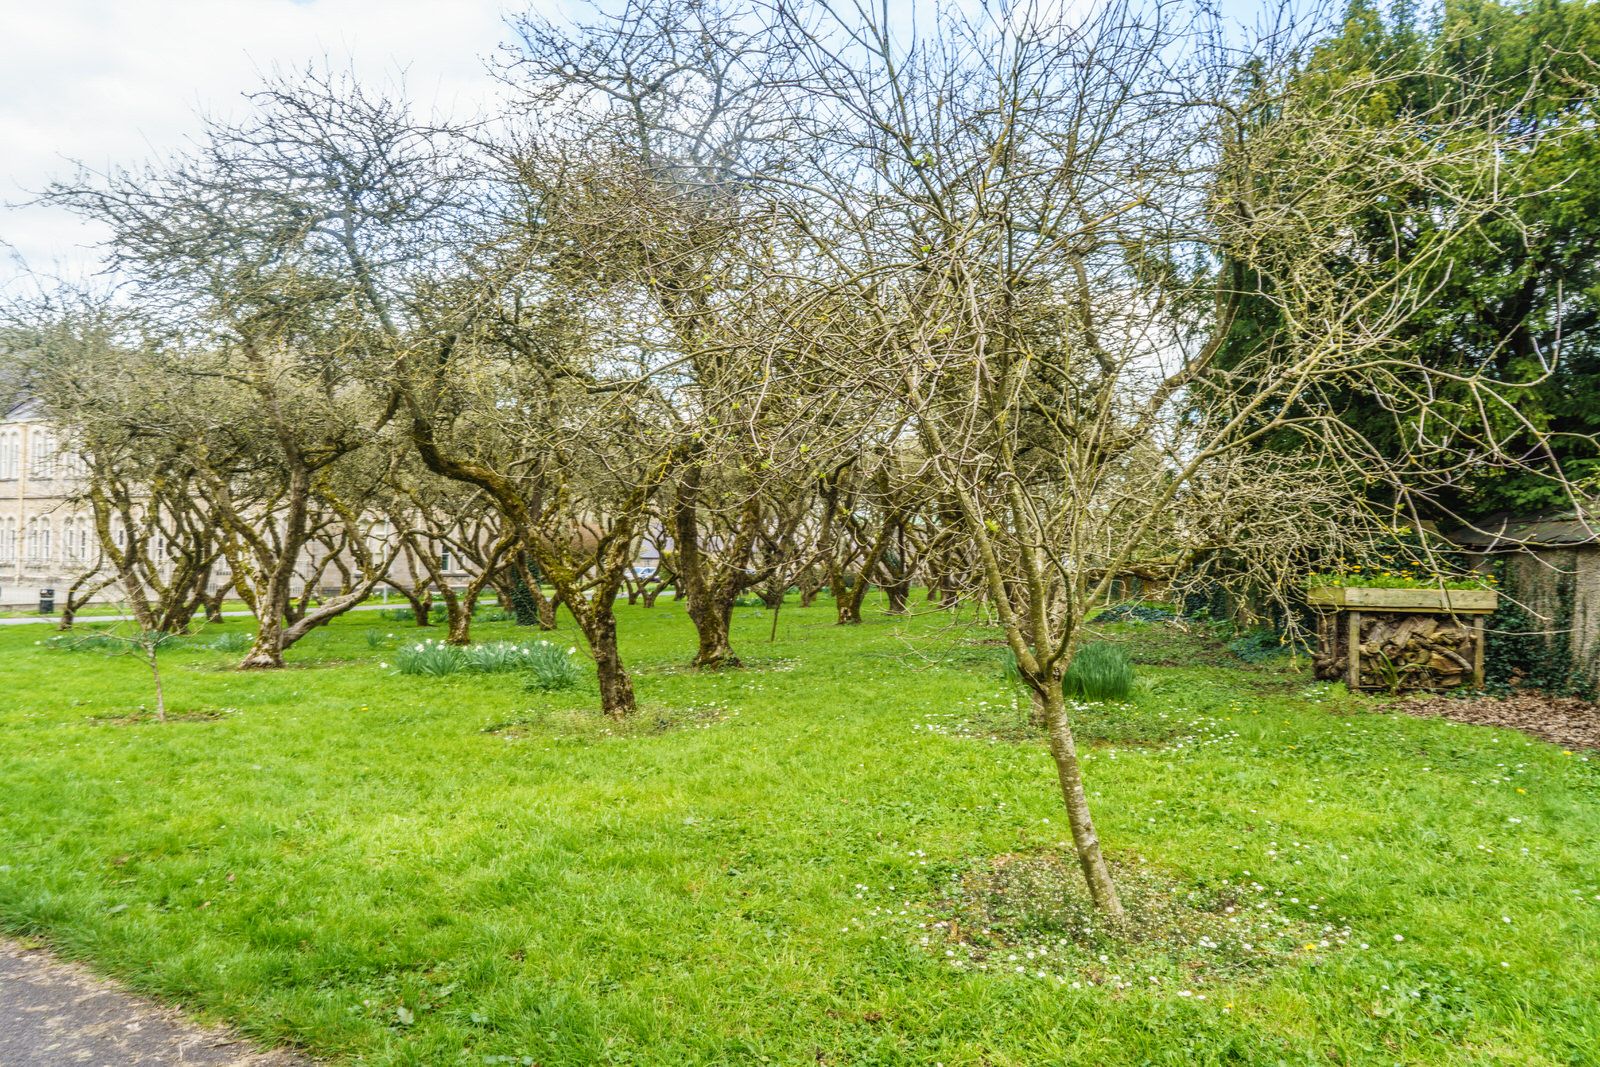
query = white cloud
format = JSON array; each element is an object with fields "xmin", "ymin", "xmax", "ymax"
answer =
[
  {"xmin": 0, "ymin": 0, "xmax": 547, "ymax": 289},
  {"xmin": 0, "ymin": 0, "xmax": 1271, "ymax": 292}
]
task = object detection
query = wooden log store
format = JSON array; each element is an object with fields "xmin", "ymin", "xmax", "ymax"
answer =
[{"xmin": 1307, "ymin": 586, "xmax": 1499, "ymax": 691}]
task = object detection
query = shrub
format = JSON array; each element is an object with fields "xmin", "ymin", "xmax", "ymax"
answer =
[
  {"xmin": 381, "ymin": 607, "xmax": 417, "ymax": 622},
  {"xmin": 1063, "ymin": 642, "xmax": 1135, "ymax": 702},
  {"xmin": 480, "ymin": 609, "xmax": 518, "ymax": 622},
  {"xmin": 1227, "ymin": 628, "xmax": 1305, "ymax": 663},
  {"xmin": 510, "ymin": 560, "xmax": 543, "ymax": 626},
  {"xmin": 522, "ymin": 641, "xmax": 584, "ymax": 691},
  {"xmin": 1091, "ymin": 603, "xmax": 1175, "ymax": 623},
  {"xmin": 394, "ymin": 639, "xmax": 465, "ymax": 676}
]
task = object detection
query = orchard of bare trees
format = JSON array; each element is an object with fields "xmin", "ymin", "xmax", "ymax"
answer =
[{"xmin": 3, "ymin": 0, "xmax": 1595, "ymax": 917}]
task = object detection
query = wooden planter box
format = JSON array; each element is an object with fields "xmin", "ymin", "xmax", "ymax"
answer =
[
  {"xmin": 1305, "ymin": 586, "xmax": 1497, "ymax": 614},
  {"xmin": 1306, "ymin": 586, "xmax": 1498, "ymax": 691}
]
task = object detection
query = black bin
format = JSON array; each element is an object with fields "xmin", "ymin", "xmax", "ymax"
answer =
[{"xmin": 38, "ymin": 588, "xmax": 55, "ymax": 614}]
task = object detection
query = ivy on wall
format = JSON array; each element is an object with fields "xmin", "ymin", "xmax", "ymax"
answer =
[
  {"xmin": 1483, "ymin": 557, "xmax": 1593, "ymax": 699},
  {"xmin": 510, "ymin": 555, "xmax": 542, "ymax": 628}
]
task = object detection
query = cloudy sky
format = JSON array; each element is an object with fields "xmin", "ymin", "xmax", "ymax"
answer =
[
  {"xmin": 0, "ymin": 0, "xmax": 1271, "ymax": 293},
  {"xmin": 0, "ymin": 0, "xmax": 539, "ymax": 291}
]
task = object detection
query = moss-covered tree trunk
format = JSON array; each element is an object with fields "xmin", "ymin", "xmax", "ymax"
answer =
[
  {"xmin": 673, "ymin": 466, "xmax": 761, "ymax": 669},
  {"xmin": 588, "ymin": 612, "xmax": 636, "ymax": 718}
]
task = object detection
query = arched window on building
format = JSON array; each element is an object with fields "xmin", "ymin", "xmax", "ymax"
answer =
[
  {"xmin": 61, "ymin": 450, "xmax": 88, "ymax": 481},
  {"xmin": 29, "ymin": 430, "xmax": 56, "ymax": 479},
  {"xmin": 63, "ymin": 517, "xmax": 93, "ymax": 561},
  {"xmin": 0, "ymin": 430, "xmax": 19, "ymax": 480},
  {"xmin": 0, "ymin": 516, "xmax": 16, "ymax": 561},
  {"xmin": 25, "ymin": 516, "xmax": 52, "ymax": 562},
  {"xmin": 367, "ymin": 520, "xmax": 391, "ymax": 558}
]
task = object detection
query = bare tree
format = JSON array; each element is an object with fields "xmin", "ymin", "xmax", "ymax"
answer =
[
  {"xmin": 506, "ymin": 0, "xmax": 820, "ymax": 670},
  {"xmin": 760, "ymin": 0, "xmax": 1592, "ymax": 915},
  {"xmin": 379, "ymin": 457, "xmax": 516, "ymax": 644},
  {"xmin": 1, "ymin": 299, "xmax": 228, "ymax": 634}
]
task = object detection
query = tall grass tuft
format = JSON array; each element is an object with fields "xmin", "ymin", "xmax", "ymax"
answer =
[
  {"xmin": 522, "ymin": 641, "xmax": 584, "ymax": 691},
  {"xmin": 393, "ymin": 638, "xmax": 583, "ymax": 684},
  {"xmin": 1063, "ymin": 641, "xmax": 1135, "ymax": 702},
  {"xmin": 209, "ymin": 631, "xmax": 254, "ymax": 653},
  {"xmin": 395, "ymin": 638, "xmax": 465, "ymax": 676},
  {"xmin": 999, "ymin": 647, "xmax": 1027, "ymax": 688},
  {"xmin": 49, "ymin": 630, "xmax": 189, "ymax": 653},
  {"xmin": 48, "ymin": 631, "xmax": 120, "ymax": 651},
  {"xmin": 999, "ymin": 642, "xmax": 1136, "ymax": 703},
  {"xmin": 463, "ymin": 641, "xmax": 534, "ymax": 674}
]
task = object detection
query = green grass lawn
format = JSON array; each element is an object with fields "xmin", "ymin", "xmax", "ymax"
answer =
[{"xmin": 1, "ymin": 598, "xmax": 1596, "ymax": 1066}]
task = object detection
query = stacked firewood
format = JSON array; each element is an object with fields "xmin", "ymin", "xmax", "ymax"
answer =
[{"xmin": 1313, "ymin": 612, "xmax": 1478, "ymax": 690}]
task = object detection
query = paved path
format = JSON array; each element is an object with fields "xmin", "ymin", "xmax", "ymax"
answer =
[
  {"xmin": 0, "ymin": 939, "xmax": 309, "ymax": 1066},
  {"xmin": 0, "ymin": 605, "xmax": 396, "ymax": 627}
]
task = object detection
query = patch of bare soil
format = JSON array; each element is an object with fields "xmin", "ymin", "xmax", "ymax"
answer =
[
  {"xmin": 919, "ymin": 852, "xmax": 1347, "ymax": 989},
  {"xmin": 1393, "ymin": 692, "xmax": 1600, "ymax": 750},
  {"xmin": 88, "ymin": 708, "xmax": 233, "ymax": 726}
]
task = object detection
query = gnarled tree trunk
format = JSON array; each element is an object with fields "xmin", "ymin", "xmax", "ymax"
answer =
[
  {"xmin": 673, "ymin": 466, "xmax": 762, "ymax": 669},
  {"xmin": 586, "ymin": 611, "xmax": 636, "ymax": 719}
]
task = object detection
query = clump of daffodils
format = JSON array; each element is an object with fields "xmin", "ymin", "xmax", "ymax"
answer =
[{"xmin": 391, "ymin": 637, "xmax": 583, "ymax": 689}]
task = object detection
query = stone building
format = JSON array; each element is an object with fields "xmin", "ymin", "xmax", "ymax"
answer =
[
  {"xmin": 0, "ymin": 406, "xmax": 484, "ymax": 612},
  {"xmin": 0, "ymin": 405, "xmax": 96, "ymax": 609},
  {"xmin": 1447, "ymin": 506, "xmax": 1600, "ymax": 697}
]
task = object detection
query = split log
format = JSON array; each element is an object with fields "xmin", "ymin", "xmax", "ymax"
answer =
[{"xmin": 1312, "ymin": 609, "xmax": 1481, "ymax": 690}]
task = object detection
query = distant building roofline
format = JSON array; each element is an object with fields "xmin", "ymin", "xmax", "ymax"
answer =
[{"xmin": 1444, "ymin": 505, "xmax": 1600, "ymax": 551}]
